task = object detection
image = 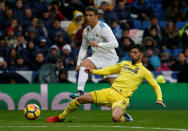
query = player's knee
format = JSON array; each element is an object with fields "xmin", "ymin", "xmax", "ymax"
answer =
[
  {"xmin": 77, "ymin": 97, "xmax": 83, "ymax": 104},
  {"xmin": 111, "ymin": 114, "xmax": 121, "ymax": 122}
]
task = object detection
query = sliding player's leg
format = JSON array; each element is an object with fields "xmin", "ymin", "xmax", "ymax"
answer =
[
  {"xmin": 46, "ymin": 93, "xmax": 94, "ymax": 122},
  {"xmin": 69, "ymin": 59, "xmax": 96, "ymax": 99},
  {"xmin": 111, "ymin": 99, "xmax": 133, "ymax": 123},
  {"xmin": 111, "ymin": 106, "xmax": 124, "ymax": 122},
  {"xmin": 111, "ymin": 106, "xmax": 133, "ymax": 122}
]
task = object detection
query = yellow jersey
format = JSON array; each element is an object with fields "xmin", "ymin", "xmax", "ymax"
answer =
[{"xmin": 93, "ymin": 61, "xmax": 162, "ymax": 101}]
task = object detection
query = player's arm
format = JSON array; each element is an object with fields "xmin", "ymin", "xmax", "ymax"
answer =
[
  {"xmin": 98, "ymin": 24, "xmax": 119, "ymax": 49},
  {"xmin": 85, "ymin": 62, "xmax": 121, "ymax": 75},
  {"xmin": 77, "ymin": 30, "xmax": 89, "ymax": 66},
  {"xmin": 144, "ymin": 70, "xmax": 166, "ymax": 108}
]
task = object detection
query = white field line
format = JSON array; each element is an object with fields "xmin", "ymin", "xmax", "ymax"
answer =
[{"xmin": 0, "ymin": 125, "xmax": 187, "ymax": 131}]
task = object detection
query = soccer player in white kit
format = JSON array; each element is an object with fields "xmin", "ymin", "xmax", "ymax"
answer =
[{"xmin": 70, "ymin": 6, "xmax": 119, "ymax": 99}]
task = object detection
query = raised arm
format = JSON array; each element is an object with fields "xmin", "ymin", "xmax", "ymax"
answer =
[{"xmin": 144, "ymin": 70, "xmax": 166, "ymax": 108}]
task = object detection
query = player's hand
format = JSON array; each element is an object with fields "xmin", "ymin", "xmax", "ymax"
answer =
[
  {"xmin": 156, "ymin": 100, "xmax": 167, "ymax": 108},
  {"xmin": 84, "ymin": 67, "xmax": 93, "ymax": 73},
  {"xmin": 90, "ymin": 41, "xmax": 98, "ymax": 47},
  {"xmin": 75, "ymin": 65, "xmax": 80, "ymax": 72}
]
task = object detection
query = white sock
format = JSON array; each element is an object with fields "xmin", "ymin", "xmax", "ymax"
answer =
[{"xmin": 77, "ymin": 67, "xmax": 88, "ymax": 92}]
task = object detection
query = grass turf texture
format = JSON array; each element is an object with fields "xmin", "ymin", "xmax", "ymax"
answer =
[{"xmin": 0, "ymin": 110, "xmax": 188, "ymax": 131}]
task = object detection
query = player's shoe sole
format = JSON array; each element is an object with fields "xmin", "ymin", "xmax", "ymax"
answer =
[
  {"xmin": 124, "ymin": 113, "xmax": 133, "ymax": 122},
  {"xmin": 46, "ymin": 115, "xmax": 64, "ymax": 123}
]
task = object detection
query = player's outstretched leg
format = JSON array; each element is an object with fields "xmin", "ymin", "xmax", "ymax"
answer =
[
  {"xmin": 112, "ymin": 106, "xmax": 133, "ymax": 122},
  {"xmin": 46, "ymin": 98, "xmax": 81, "ymax": 123},
  {"xmin": 46, "ymin": 93, "xmax": 94, "ymax": 123}
]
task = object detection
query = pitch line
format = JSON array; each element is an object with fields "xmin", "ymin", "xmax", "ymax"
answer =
[{"xmin": 0, "ymin": 125, "xmax": 188, "ymax": 131}]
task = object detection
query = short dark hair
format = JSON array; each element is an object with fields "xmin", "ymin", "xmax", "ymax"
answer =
[
  {"xmin": 85, "ymin": 6, "xmax": 97, "ymax": 15},
  {"xmin": 130, "ymin": 44, "xmax": 145, "ymax": 53}
]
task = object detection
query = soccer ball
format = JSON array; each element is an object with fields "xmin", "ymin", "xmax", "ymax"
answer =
[{"xmin": 24, "ymin": 104, "xmax": 40, "ymax": 120}]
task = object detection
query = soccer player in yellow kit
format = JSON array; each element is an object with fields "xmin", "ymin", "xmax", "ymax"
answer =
[{"xmin": 46, "ymin": 44, "xmax": 166, "ymax": 123}]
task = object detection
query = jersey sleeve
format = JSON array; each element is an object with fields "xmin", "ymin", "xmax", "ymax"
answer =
[
  {"xmin": 77, "ymin": 29, "xmax": 89, "ymax": 66},
  {"xmin": 98, "ymin": 24, "xmax": 119, "ymax": 49},
  {"xmin": 92, "ymin": 62, "xmax": 121, "ymax": 75},
  {"xmin": 144, "ymin": 69, "xmax": 163, "ymax": 101}
]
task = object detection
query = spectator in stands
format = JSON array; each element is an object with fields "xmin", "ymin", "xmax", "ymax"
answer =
[
  {"xmin": 55, "ymin": 34, "xmax": 65, "ymax": 52},
  {"xmin": 40, "ymin": 10, "xmax": 53, "ymax": 29},
  {"xmin": 157, "ymin": 60, "xmax": 171, "ymax": 71},
  {"xmin": 0, "ymin": 36, "xmax": 9, "ymax": 61},
  {"xmin": 146, "ymin": 48, "xmax": 161, "ymax": 70},
  {"xmin": 49, "ymin": 1, "xmax": 64, "ymax": 21},
  {"xmin": 146, "ymin": 26, "xmax": 163, "ymax": 48},
  {"xmin": 0, "ymin": 57, "xmax": 7, "ymax": 71},
  {"xmin": 30, "ymin": 52, "xmax": 45, "ymax": 71},
  {"xmin": 47, "ymin": 44, "xmax": 60, "ymax": 64},
  {"xmin": 132, "ymin": 0, "xmax": 154, "ymax": 21},
  {"xmin": 70, "ymin": 40, "xmax": 79, "ymax": 59},
  {"xmin": 157, "ymin": 52, "xmax": 171, "ymax": 71},
  {"xmin": 2, "ymin": 8, "xmax": 14, "ymax": 28},
  {"xmin": 171, "ymin": 53, "xmax": 188, "ymax": 71},
  {"xmin": 142, "ymin": 55, "xmax": 154, "ymax": 71},
  {"xmin": 165, "ymin": 0, "xmax": 186, "ymax": 21},
  {"xmin": 10, "ymin": 55, "xmax": 30, "ymax": 71},
  {"xmin": 164, "ymin": 21, "xmax": 181, "ymax": 49},
  {"xmin": 67, "ymin": 10, "xmax": 84, "ymax": 39},
  {"xmin": 74, "ymin": 21, "xmax": 88, "ymax": 47},
  {"xmin": 20, "ymin": 8, "xmax": 33, "ymax": 28},
  {"xmin": 39, "ymin": 56, "xmax": 64, "ymax": 83},
  {"xmin": 94, "ymin": 0, "xmax": 115, "ymax": 11},
  {"xmin": 26, "ymin": 17, "xmax": 48, "ymax": 38},
  {"xmin": 5, "ymin": 27, "xmax": 17, "ymax": 48},
  {"xmin": 48, "ymin": 19, "xmax": 70, "ymax": 44},
  {"xmin": 10, "ymin": 19, "xmax": 23, "ymax": 36},
  {"xmin": 143, "ymin": 16, "xmax": 166, "ymax": 48},
  {"xmin": 115, "ymin": 0, "xmax": 132, "ymax": 29},
  {"xmin": 118, "ymin": 37, "xmax": 135, "ymax": 61},
  {"xmin": 25, "ymin": 26, "xmax": 38, "ymax": 44},
  {"xmin": 58, "ymin": 69, "xmax": 70, "ymax": 83},
  {"xmin": 143, "ymin": 37, "xmax": 160, "ymax": 56},
  {"xmin": 35, "ymin": 37, "xmax": 49, "ymax": 58},
  {"xmin": 7, "ymin": 48, "xmax": 17, "ymax": 70},
  {"xmin": 31, "ymin": 0, "xmax": 49, "ymax": 17},
  {"xmin": 0, "ymin": 0, "xmax": 7, "ymax": 12},
  {"xmin": 13, "ymin": 34, "xmax": 27, "ymax": 57},
  {"xmin": 13, "ymin": 0, "xmax": 24, "ymax": 23},
  {"xmin": 100, "ymin": 1, "xmax": 118, "ymax": 26},
  {"xmin": 62, "ymin": 44, "xmax": 75, "ymax": 71},
  {"xmin": 97, "ymin": 9, "xmax": 105, "ymax": 22},
  {"xmin": 111, "ymin": 20, "xmax": 123, "ymax": 41},
  {"xmin": 23, "ymin": 41, "xmax": 36, "ymax": 63}
]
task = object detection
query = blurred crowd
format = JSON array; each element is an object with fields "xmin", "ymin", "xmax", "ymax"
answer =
[{"xmin": 0, "ymin": 0, "xmax": 188, "ymax": 83}]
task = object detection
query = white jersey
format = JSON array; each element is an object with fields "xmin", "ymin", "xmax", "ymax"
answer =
[{"xmin": 77, "ymin": 21, "xmax": 119, "ymax": 65}]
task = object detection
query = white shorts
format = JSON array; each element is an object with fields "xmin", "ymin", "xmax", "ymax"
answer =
[{"xmin": 88, "ymin": 56, "xmax": 118, "ymax": 78}]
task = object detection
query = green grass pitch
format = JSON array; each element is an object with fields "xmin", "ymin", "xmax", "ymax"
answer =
[{"xmin": 0, "ymin": 110, "xmax": 188, "ymax": 131}]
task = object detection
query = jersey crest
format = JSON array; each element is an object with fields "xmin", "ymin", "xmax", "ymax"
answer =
[{"xmin": 96, "ymin": 32, "xmax": 99, "ymax": 37}]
